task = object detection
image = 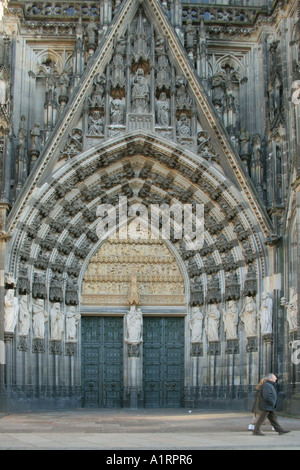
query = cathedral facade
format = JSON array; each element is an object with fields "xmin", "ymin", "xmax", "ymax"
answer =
[{"xmin": 0, "ymin": 0, "xmax": 299, "ymax": 413}]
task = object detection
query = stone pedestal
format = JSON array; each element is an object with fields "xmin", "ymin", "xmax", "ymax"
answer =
[{"xmin": 126, "ymin": 342, "xmax": 142, "ymax": 409}]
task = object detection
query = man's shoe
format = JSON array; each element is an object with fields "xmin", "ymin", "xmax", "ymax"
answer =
[
  {"xmin": 278, "ymin": 430, "xmax": 291, "ymax": 435},
  {"xmin": 252, "ymin": 431, "xmax": 265, "ymax": 436}
]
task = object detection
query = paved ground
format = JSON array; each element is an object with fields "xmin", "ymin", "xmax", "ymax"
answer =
[{"xmin": 0, "ymin": 408, "xmax": 299, "ymax": 450}]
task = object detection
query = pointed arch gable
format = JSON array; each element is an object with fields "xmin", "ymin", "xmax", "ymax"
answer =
[{"xmin": 8, "ymin": 0, "xmax": 272, "ymax": 243}]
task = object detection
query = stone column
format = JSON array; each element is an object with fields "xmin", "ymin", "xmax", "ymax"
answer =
[
  {"xmin": 127, "ymin": 343, "xmax": 141, "ymax": 409},
  {"xmin": 0, "ymin": 205, "xmax": 10, "ymax": 411},
  {"xmin": 124, "ymin": 305, "xmax": 143, "ymax": 408},
  {"xmin": 190, "ymin": 342, "xmax": 203, "ymax": 407},
  {"xmin": 292, "ymin": 185, "xmax": 300, "ymax": 404}
]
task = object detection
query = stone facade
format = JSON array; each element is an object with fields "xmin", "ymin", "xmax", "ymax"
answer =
[{"xmin": 0, "ymin": 0, "xmax": 299, "ymax": 413}]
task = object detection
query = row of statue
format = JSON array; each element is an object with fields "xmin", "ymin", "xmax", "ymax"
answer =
[
  {"xmin": 4, "ymin": 291, "xmax": 80, "ymax": 341},
  {"xmin": 190, "ymin": 296, "xmax": 268, "ymax": 343},
  {"xmin": 4, "ymin": 289, "xmax": 298, "ymax": 344},
  {"xmin": 190, "ymin": 289, "xmax": 299, "ymax": 341},
  {"xmin": 124, "ymin": 289, "xmax": 299, "ymax": 347}
]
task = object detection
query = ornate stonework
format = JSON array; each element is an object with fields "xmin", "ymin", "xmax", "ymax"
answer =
[
  {"xmin": 0, "ymin": 0, "xmax": 299, "ymax": 413},
  {"xmin": 82, "ymin": 227, "xmax": 186, "ymax": 306}
]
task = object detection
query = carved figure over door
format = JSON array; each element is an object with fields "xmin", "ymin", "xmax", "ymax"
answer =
[{"xmin": 126, "ymin": 306, "xmax": 143, "ymax": 344}]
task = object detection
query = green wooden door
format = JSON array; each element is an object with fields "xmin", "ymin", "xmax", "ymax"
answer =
[
  {"xmin": 143, "ymin": 317, "xmax": 185, "ymax": 408},
  {"xmin": 81, "ymin": 317, "xmax": 123, "ymax": 408}
]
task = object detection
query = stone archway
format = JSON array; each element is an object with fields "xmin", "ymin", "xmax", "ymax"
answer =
[
  {"xmin": 80, "ymin": 225, "xmax": 187, "ymax": 408},
  {"xmin": 5, "ymin": 132, "xmax": 271, "ymax": 410}
]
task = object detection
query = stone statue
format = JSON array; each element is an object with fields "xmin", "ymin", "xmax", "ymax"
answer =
[
  {"xmin": 50, "ymin": 302, "xmax": 64, "ymax": 340},
  {"xmin": 176, "ymin": 113, "xmax": 191, "ymax": 137},
  {"xmin": 205, "ymin": 304, "xmax": 220, "ymax": 342},
  {"xmin": 190, "ymin": 306, "xmax": 204, "ymax": 343},
  {"xmin": 17, "ymin": 115, "xmax": 27, "ymax": 160},
  {"xmin": 223, "ymin": 300, "xmax": 239, "ymax": 340},
  {"xmin": 185, "ymin": 19, "xmax": 195, "ymax": 53},
  {"xmin": 131, "ymin": 68, "xmax": 149, "ymax": 113},
  {"xmin": 211, "ymin": 74, "xmax": 224, "ymax": 112},
  {"xmin": 126, "ymin": 305, "xmax": 143, "ymax": 344},
  {"xmin": 239, "ymin": 128, "xmax": 250, "ymax": 156},
  {"xmin": 32, "ymin": 298, "xmax": 48, "ymax": 339},
  {"xmin": 88, "ymin": 110, "xmax": 104, "ymax": 135},
  {"xmin": 58, "ymin": 69, "xmax": 69, "ymax": 99},
  {"xmin": 156, "ymin": 92, "xmax": 170, "ymax": 127},
  {"xmin": 66, "ymin": 306, "xmax": 80, "ymax": 341},
  {"xmin": 155, "ymin": 37, "xmax": 170, "ymax": 90},
  {"xmin": 111, "ymin": 37, "xmax": 126, "ymax": 90},
  {"xmin": 259, "ymin": 292, "xmax": 273, "ymax": 335},
  {"xmin": 110, "ymin": 98, "xmax": 124, "ymax": 125},
  {"xmin": 281, "ymin": 288, "xmax": 298, "ymax": 332},
  {"xmin": 4, "ymin": 289, "xmax": 18, "ymax": 333},
  {"xmin": 30, "ymin": 122, "xmax": 41, "ymax": 153},
  {"xmin": 18, "ymin": 294, "xmax": 31, "ymax": 336},
  {"xmin": 86, "ymin": 17, "xmax": 97, "ymax": 46},
  {"xmin": 175, "ymin": 76, "xmax": 192, "ymax": 111},
  {"xmin": 241, "ymin": 296, "xmax": 257, "ymax": 337},
  {"xmin": 89, "ymin": 74, "xmax": 106, "ymax": 108}
]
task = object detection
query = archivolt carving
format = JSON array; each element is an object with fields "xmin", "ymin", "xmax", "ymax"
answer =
[{"xmin": 10, "ymin": 135, "xmax": 264, "ymax": 313}]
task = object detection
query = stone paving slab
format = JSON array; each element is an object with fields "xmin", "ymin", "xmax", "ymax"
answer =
[{"xmin": 0, "ymin": 409, "xmax": 299, "ymax": 450}]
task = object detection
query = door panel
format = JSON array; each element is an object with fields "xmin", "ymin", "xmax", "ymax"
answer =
[
  {"xmin": 143, "ymin": 317, "xmax": 184, "ymax": 408},
  {"xmin": 81, "ymin": 317, "xmax": 123, "ymax": 408}
]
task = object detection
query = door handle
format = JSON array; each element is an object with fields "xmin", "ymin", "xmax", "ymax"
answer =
[
  {"xmin": 89, "ymin": 382, "xmax": 94, "ymax": 389},
  {"xmin": 165, "ymin": 383, "xmax": 169, "ymax": 387}
]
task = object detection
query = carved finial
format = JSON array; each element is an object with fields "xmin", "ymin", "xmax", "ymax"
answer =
[
  {"xmin": 0, "ymin": 231, "xmax": 12, "ymax": 241},
  {"xmin": 128, "ymin": 267, "xmax": 140, "ymax": 306}
]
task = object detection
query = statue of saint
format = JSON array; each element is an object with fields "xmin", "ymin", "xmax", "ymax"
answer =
[
  {"xmin": 281, "ymin": 288, "xmax": 298, "ymax": 332},
  {"xmin": 223, "ymin": 300, "xmax": 239, "ymax": 340},
  {"xmin": 32, "ymin": 299, "xmax": 48, "ymax": 339},
  {"xmin": 176, "ymin": 113, "xmax": 191, "ymax": 137},
  {"xmin": 259, "ymin": 292, "xmax": 273, "ymax": 335},
  {"xmin": 156, "ymin": 92, "xmax": 170, "ymax": 127},
  {"xmin": 241, "ymin": 296, "xmax": 257, "ymax": 337},
  {"xmin": 205, "ymin": 304, "xmax": 220, "ymax": 342},
  {"xmin": 50, "ymin": 302, "xmax": 64, "ymax": 341},
  {"xmin": 4, "ymin": 289, "xmax": 18, "ymax": 333},
  {"xmin": 132, "ymin": 68, "xmax": 149, "ymax": 113},
  {"xmin": 126, "ymin": 306, "xmax": 143, "ymax": 344},
  {"xmin": 18, "ymin": 295, "xmax": 31, "ymax": 336},
  {"xmin": 66, "ymin": 306, "xmax": 80, "ymax": 341},
  {"xmin": 190, "ymin": 307, "xmax": 204, "ymax": 343},
  {"xmin": 110, "ymin": 98, "xmax": 124, "ymax": 125},
  {"xmin": 88, "ymin": 110, "xmax": 104, "ymax": 135}
]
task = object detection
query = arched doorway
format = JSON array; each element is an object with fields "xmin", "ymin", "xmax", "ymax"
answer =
[
  {"xmin": 80, "ymin": 225, "xmax": 187, "ymax": 408},
  {"xmin": 6, "ymin": 132, "xmax": 270, "ymax": 411}
]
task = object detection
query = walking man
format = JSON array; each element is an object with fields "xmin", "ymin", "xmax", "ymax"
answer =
[{"xmin": 253, "ymin": 373, "xmax": 290, "ymax": 436}]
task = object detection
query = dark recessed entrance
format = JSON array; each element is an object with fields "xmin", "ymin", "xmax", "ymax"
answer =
[
  {"xmin": 81, "ymin": 316, "xmax": 185, "ymax": 408},
  {"xmin": 143, "ymin": 317, "xmax": 185, "ymax": 408},
  {"xmin": 81, "ymin": 316, "xmax": 123, "ymax": 408}
]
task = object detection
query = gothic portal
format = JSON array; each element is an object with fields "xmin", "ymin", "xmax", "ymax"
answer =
[{"xmin": 0, "ymin": 0, "xmax": 299, "ymax": 413}]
